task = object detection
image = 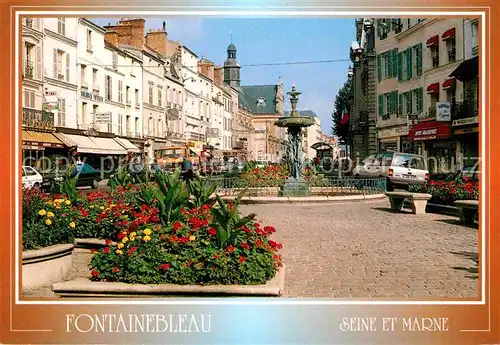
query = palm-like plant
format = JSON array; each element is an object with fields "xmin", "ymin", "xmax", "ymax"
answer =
[
  {"xmin": 150, "ymin": 169, "xmax": 190, "ymax": 225},
  {"xmin": 188, "ymin": 177, "xmax": 217, "ymax": 208}
]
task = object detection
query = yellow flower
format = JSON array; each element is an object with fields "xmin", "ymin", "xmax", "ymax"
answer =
[
  {"xmin": 130, "ymin": 232, "xmax": 137, "ymax": 237},
  {"xmin": 99, "ymin": 206, "xmax": 105, "ymax": 210},
  {"xmin": 143, "ymin": 235, "xmax": 151, "ymax": 242},
  {"xmin": 116, "ymin": 250, "xmax": 123, "ymax": 255},
  {"xmin": 122, "ymin": 237, "xmax": 129, "ymax": 243},
  {"xmin": 89, "ymin": 205, "xmax": 95, "ymax": 209},
  {"xmin": 47, "ymin": 211, "xmax": 55, "ymax": 218},
  {"xmin": 136, "ymin": 235, "xmax": 142, "ymax": 240},
  {"xmin": 143, "ymin": 228, "xmax": 152, "ymax": 236},
  {"xmin": 189, "ymin": 235, "xmax": 196, "ymax": 241},
  {"xmin": 117, "ymin": 243, "xmax": 124, "ymax": 249},
  {"xmin": 110, "ymin": 204, "xmax": 116, "ymax": 207},
  {"xmin": 69, "ymin": 222, "xmax": 76, "ymax": 228},
  {"xmin": 45, "ymin": 219, "xmax": 52, "ymax": 226},
  {"xmin": 38, "ymin": 209, "xmax": 46, "ymax": 216},
  {"xmin": 65, "ymin": 200, "xmax": 71, "ymax": 205}
]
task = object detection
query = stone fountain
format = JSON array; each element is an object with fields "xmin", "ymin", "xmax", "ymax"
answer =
[{"xmin": 275, "ymin": 85, "xmax": 315, "ymax": 197}]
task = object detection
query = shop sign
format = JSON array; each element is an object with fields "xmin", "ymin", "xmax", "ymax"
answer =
[
  {"xmin": 436, "ymin": 102, "xmax": 452, "ymax": 122},
  {"xmin": 454, "ymin": 127, "xmax": 479, "ymax": 135},
  {"xmin": 95, "ymin": 112, "xmax": 111, "ymax": 124},
  {"xmin": 378, "ymin": 126, "xmax": 408, "ymax": 139},
  {"xmin": 43, "ymin": 102, "xmax": 59, "ymax": 111},
  {"xmin": 452, "ymin": 116, "xmax": 479, "ymax": 127}
]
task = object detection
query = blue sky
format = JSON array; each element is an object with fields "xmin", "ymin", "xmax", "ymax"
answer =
[{"xmin": 92, "ymin": 17, "xmax": 355, "ymax": 135}]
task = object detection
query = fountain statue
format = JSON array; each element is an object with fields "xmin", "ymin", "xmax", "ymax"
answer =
[{"xmin": 275, "ymin": 85, "xmax": 315, "ymax": 196}]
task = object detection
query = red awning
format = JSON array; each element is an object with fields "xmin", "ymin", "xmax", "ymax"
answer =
[
  {"xmin": 426, "ymin": 35, "xmax": 439, "ymax": 47},
  {"xmin": 442, "ymin": 28, "xmax": 456, "ymax": 41},
  {"xmin": 408, "ymin": 121, "xmax": 451, "ymax": 142},
  {"xmin": 426, "ymin": 83, "xmax": 440, "ymax": 94},
  {"xmin": 442, "ymin": 78, "xmax": 456, "ymax": 90}
]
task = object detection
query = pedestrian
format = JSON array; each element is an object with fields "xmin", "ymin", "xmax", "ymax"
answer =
[{"xmin": 181, "ymin": 156, "xmax": 194, "ymax": 182}]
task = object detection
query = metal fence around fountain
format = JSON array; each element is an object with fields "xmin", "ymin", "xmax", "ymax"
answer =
[{"xmin": 209, "ymin": 176, "xmax": 387, "ymax": 197}]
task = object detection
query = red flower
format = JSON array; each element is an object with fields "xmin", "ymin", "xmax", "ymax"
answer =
[
  {"xmin": 208, "ymin": 227, "xmax": 217, "ymax": 236},
  {"xmin": 103, "ymin": 247, "xmax": 110, "ymax": 254},
  {"xmin": 158, "ymin": 263, "xmax": 171, "ymax": 270},
  {"xmin": 241, "ymin": 242, "xmax": 250, "ymax": 250},
  {"xmin": 117, "ymin": 232, "xmax": 125, "ymax": 240},
  {"xmin": 239, "ymin": 256, "xmax": 246, "ymax": 263},
  {"xmin": 90, "ymin": 248, "xmax": 96, "ymax": 254},
  {"xmin": 201, "ymin": 204, "xmax": 210, "ymax": 212},
  {"xmin": 128, "ymin": 246, "xmax": 137, "ymax": 256},
  {"xmin": 227, "ymin": 245, "xmax": 235, "ymax": 252},
  {"xmin": 200, "ymin": 219, "xmax": 209, "ymax": 227},
  {"xmin": 179, "ymin": 236, "xmax": 190, "ymax": 243},
  {"xmin": 255, "ymin": 239, "xmax": 263, "ymax": 247},
  {"xmin": 172, "ymin": 221, "xmax": 182, "ymax": 231},
  {"xmin": 150, "ymin": 215, "xmax": 160, "ymax": 223},
  {"xmin": 105, "ymin": 239, "xmax": 112, "ymax": 245},
  {"xmin": 264, "ymin": 226, "xmax": 276, "ymax": 234},
  {"xmin": 255, "ymin": 223, "xmax": 260, "ymax": 228},
  {"xmin": 169, "ymin": 235, "xmax": 179, "ymax": 243},
  {"xmin": 113, "ymin": 267, "xmax": 120, "ymax": 273},
  {"xmin": 91, "ymin": 269, "xmax": 99, "ymax": 277},
  {"xmin": 189, "ymin": 217, "xmax": 202, "ymax": 229}
]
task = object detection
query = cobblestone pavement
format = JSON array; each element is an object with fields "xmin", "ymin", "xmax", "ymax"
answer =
[
  {"xmin": 23, "ymin": 198, "xmax": 479, "ymax": 299},
  {"xmin": 240, "ymin": 199, "xmax": 479, "ymax": 298}
]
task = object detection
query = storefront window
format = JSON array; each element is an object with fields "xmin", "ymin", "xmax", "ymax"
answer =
[{"xmin": 427, "ymin": 141, "xmax": 457, "ymax": 175}]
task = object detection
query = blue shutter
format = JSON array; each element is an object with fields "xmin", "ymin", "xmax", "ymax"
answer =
[
  {"xmin": 406, "ymin": 47, "xmax": 412, "ymax": 80},
  {"xmin": 416, "ymin": 43, "xmax": 423, "ymax": 75},
  {"xmin": 398, "ymin": 93, "xmax": 403, "ymax": 116},
  {"xmin": 417, "ymin": 87, "xmax": 423, "ymax": 112},
  {"xmin": 387, "ymin": 52, "xmax": 392, "ymax": 78},
  {"xmin": 377, "ymin": 54, "xmax": 382, "ymax": 81},
  {"xmin": 397, "ymin": 52, "xmax": 403, "ymax": 81},
  {"xmin": 378, "ymin": 94, "xmax": 383, "ymax": 116}
]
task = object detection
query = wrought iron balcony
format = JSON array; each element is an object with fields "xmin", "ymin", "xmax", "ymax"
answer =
[
  {"xmin": 472, "ymin": 46, "xmax": 479, "ymax": 57},
  {"xmin": 452, "ymin": 100, "xmax": 478, "ymax": 120},
  {"xmin": 81, "ymin": 91, "xmax": 92, "ymax": 99},
  {"xmin": 22, "ymin": 108, "xmax": 54, "ymax": 130},
  {"xmin": 24, "ymin": 61, "xmax": 34, "ymax": 79},
  {"xmin": 93, "ymin": 94, "xmax": 104, "ymax": 102}
]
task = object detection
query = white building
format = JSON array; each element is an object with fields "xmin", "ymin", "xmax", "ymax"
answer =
[
  {"xmin": 42, "ymin": 18, "xmax": 78, "ymax": 129},
  {"xmin": 164, "ymin": 56, "xmax": 185, "ymax": 146},
  {"xmin": 179, "ymin": 46, "xmax": 202, "ymax": 142},
  {"xmin": 220, "ymin": 88, "xmax": 233, "ymax": 151},
  {"xmin": 463, "ymin": 18, "xmax": 479, "ymax": 60}
]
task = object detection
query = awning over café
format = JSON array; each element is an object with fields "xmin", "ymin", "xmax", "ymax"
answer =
[
  {"xmin": 426, "ymin": 83, "xmax": 440, "ymax": 94},
  {"xmin": 426, "ymin": 35, "xmax": 439, "ymax": 47},
  {"xmin": 22, "ymin": 130, "xmax": 65, "ymax": 150},
  {"xmin": 408, "ymin": 121, "xmax": 451, "ymax": 142},
  {"xmin": 449, "ymin": 56, "xmax": 479, "ymax": 82},
  {"xmin": 442, "ymin": 78, "xmax": 456, "ymax": 90},
  {"xmin": 54, "ymin": 133, "xmax": 127, "ymax": 155},
  {"xmin": 114, "ymin": 137, "xmax": 141, "ymax": 154},
  {"xmin": 442, "ymin": 27, "xmax": 456, "ymax": 41}
]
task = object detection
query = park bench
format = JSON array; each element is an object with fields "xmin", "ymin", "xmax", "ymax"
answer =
[
  {"xmin": 454, "ymin": 200, "xmax": 479, "ymax": 225},
  {"xmin": 385, "ymin": 192, "xmax": 432, "ymax": 215}
]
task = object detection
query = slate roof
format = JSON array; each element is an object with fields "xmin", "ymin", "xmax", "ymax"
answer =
[
  {"xmin": 284, "ymin": 110, "xmax": 318, "ymax": 117},
  {"xmin": 238, "ymin": 85, "xmax": 278, "ymax": 115}
]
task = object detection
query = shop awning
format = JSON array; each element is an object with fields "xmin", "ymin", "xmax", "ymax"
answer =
[
  {"xmin": 449, "ymin": 56, "xmax": 479, "ymax": 82},
  {"xmin": 426, "ymin": 35, "xmax": 439, "ymax": 47},
  {"xmin": 408, "ymin": 121, "xmax": 451, "ymax": 141},
  {"xmin": 22, "ymin": 130, "xmax": 65, "ymax": 150},
  {"xmin": 89, "ymin": 137, "xmax": 128, "ymax": 155},
  {"xmin": 54, "ymin": 133, "xmax": 127, "ymax": 155},
  {"xmin": 442, "ymin": 27, "xmax": 456, "ymax": 41},
  {"xmin": 427, "ymin": 83, "xmax": 440, "ymax": 94},
  {"xmin": 114, "ymin": 137, "xmax": 141, "ymax": 153},
  {"xmin": 442, "ymin": 78, "xmax": 456, "ymax": 90}
]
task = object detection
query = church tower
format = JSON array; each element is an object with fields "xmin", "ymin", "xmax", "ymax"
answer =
[{"xmin": 223, "ymin": 42, "xmax": 241, "ymax": 87}]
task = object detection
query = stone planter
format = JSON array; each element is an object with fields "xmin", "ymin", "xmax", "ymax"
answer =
[
  {"xmin": 22, "ymin": 243, "xmax": 75, "ymax": 290},
  {"xmin": 52, "ymin": 266, "xmax": 286, "ymax": 298},
  {"xmin": 75, "ymin": 238, "xmax": 115, "ymax": 253}
]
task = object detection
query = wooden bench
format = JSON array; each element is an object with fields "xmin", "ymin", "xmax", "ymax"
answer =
[
  {"xmin": 454, "ymin": 200, "xmax": 479, "ymax": 225},
  {"xmin": 385, "ymin": 192, "xmax": 432, "ymax": 215}
]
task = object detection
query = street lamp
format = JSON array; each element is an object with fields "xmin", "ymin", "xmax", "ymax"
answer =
[{"xmin": 347, "ymin": 65, "xmax": 354, "ymax": 78}]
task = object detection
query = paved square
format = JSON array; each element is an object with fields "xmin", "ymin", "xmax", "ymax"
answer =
[{"xmin": 241, "ymin": 198, "xmax": 479, "ymax": 298}]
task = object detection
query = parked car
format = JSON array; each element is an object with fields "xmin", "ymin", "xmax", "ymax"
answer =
[
  {"xmin": 42, "ymin": 163, "xmax": 101, "ymax": 191},
  {"xmin": 352, "ymin": 151, "xmax": 429, "ymax": 191},
  {"xmin": 22, "ymin": 166, "xmax": 43, "ymax": 189}
]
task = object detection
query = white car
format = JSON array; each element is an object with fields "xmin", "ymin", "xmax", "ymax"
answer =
[
  {"xmin": 352, "ymin": 151, "xmax": 429, "ymax": 191},
  {"xmin": 22, "ymin": 166, "xmax": 43, "ymax": 189}
]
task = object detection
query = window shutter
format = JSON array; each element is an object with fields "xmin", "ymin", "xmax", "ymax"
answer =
[
  {"xmin": 65, "ymin": 53, "xmax": 70, "ymax": 82},
  {"xmin": 24, "ymin": 90, "xmax": 29, "ymax": 107},
  {"xmin": 112, "ymin": 52, "xmax": 117, "ymax": 70},
  {"xmin": 118, "ymin": 114, "xmax": 122, "ymax": 134},
  {"xmin": 378, "ymin": 94, "xmax": 383, "ymax": 116},
  {"xmin": 392, "ymin": 49, "xmax": 398, "ymax": 77},
  {"xmin": 405, "ymin": 93, "xmax": 411, "ymax": 115},
  {"xmin": 398, "ymin": 93, "xmax": 403, "ymax": 117},
  {"xmin": 386, "ymin": 18, "xmax": 391, "ymax": 32},
  {"xmin": 377, "ymin": 54, "xmax": 382, "ymax": 81},
  {"xmin": 376, "ymin": 19, "xmax": 382, "ymax": 38},
  {"xmin": 406, "ymin": 47, "xmax": 412, "ymax": 80},
  {"xmin": 108, "ymin": 113, "xmax": 113, "ymax": 133},
  {"xmin": 30, "ymin": 91, "xmax": 35, "ymax": 108},
  {"xmin": 394, "ymin": 91, "xmax": 399, "ymax": 116},
  {"xmin": 409, "ymin": 92, "xmax": 413, "ymax": 114},
  {"xmin": 53, "ymin": 49, "xmax": 57, "ymax": 78},
  {"xmin": 416, "ymin": 43, "xmax": 423, "ymax": 75},
  {"xmin": 110, "ymin": 77, "xmax": 113, "ymax": 100},
  {"xmin": 61, "ymin": 98, "xmax": 66, "ymax": 127},
  {"xmin": 397, "ymin": 52, "xmax": 403, "ymax": 81},
  {"xmin": 417, "ymin": 88, "xmax": 423, "ymax": 112},
  {"xmin": 36, "ymin": 46, "xmax": 41, "ymax": 80},
  {"xmin": 387, "ymin": 52, "xmax": 392, "ymax": 78},
  {"xmin": 105, "ymin": 76, "xmax": 109, "ymax": 100}
]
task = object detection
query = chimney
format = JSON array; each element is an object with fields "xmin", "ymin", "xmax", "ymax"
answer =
[
  {"xmin": 145, "ymin": 23, "xmax": 168, "ymax": 55},
  {"xmin": 104, "ymin": 30, "xmax": 119, "ymax": 46},
  {"xmin": 214, "ymin": 66, "xmax": 224, "ymax": 86},
  {"xmin": 104, "ymin": 18, "xmax": 145, "ymax": 49},
  {"xmin": 198, "ymin": 59, "xmax": 215, "ymax": 81}
]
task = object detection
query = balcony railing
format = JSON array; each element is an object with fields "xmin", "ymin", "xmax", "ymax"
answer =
[
  {"xmin": 93, "ymin": 94, "xmax": 103, "ymax": 102},
  {"xmin": 81, "ymin": 91, "xmax": 92, "ymax": 99},
  {"xmin": 24, "ymin": 61, "xmax": 34, "ymax": 79},
  {"xmin": 448, "ymin": 48, "xmax": 456, "ymax": 62},
  {"xmin": 22, "ymin": 108, "xmax": 54, "ymax": 130},
  {"xmin": 432, "ymin": 56, "xmax": 439, "ymax": 68},
  {"xmin": 452, "ymin": 100, "xmax": 478, "ymax": 120},
  {"xmin": 472, "ymin": 46, "xmax": 479, "ymax": 57}
]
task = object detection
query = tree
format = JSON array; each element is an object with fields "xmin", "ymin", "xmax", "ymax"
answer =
[{"xmin": 331, "ymin": 79, "xmax": 353, "ymax": 145}]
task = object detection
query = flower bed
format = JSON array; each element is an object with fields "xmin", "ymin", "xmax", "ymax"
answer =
[
  {"xmin": 409, "ymin": 177, "xmax": 479, "ymax": 206},
  {"xmin": 23, "ymin": 170, "xmax": 283, "ymax": 287},
  {"xmin": 234, "ymin": 165, "xmax": 288, "ymax": 188}
]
